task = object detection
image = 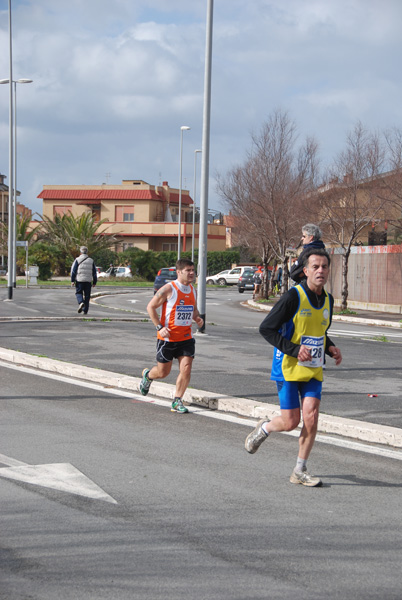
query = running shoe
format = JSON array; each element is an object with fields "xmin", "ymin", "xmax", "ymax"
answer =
[
  {"xmin": 78, "ymin": 302, "xmax": 85, "ymax": 313},
  {"xmin": 171, "ymin": 398, "xmax": 189, "ymax": 414},
  {"xmin": 289, "ymin": 468, "xmax": 322, "ymax": 487},
  {"xmin": 244, "ymin": 419, "xmax": 269, "ymax": 454},
  {"xmin": 139, "ymin": 368, "xmax": 152, "ymax": 396}
]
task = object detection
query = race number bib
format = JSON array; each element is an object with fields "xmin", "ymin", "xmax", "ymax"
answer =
[
  {"xmin": 298, "ymin": 335, "xmax": 324, "ymax": 368},
  {"xmin": 174, "ymin": 305, "xmax": 194, "ymax": 326}
]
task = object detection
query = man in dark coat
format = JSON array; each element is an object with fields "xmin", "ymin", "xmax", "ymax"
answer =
[{"xmin": 290, "ymin": 224, "xmax": 325, "ymax": 283}]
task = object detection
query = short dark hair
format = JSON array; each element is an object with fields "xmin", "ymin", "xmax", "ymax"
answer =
[
  {"xmin": 303, "ymin": 248, "xmax": 331, "ymax": 267},
  {"xmin": 176, "ymin": 258, "xmax": 194, "ymax": 271}
]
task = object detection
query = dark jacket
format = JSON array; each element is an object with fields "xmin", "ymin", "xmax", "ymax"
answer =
[{"xmin": 289, "ymin": 239, "xmax": 326, "ymax": 283}]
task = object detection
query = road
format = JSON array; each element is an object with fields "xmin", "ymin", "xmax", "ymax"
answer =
[
  {"xmin": 1, "ymin": 285, "xmax": 402, "ymax": 429},
  {"xmin": 1, "ymin": 364, "xmax": 402, "ymax": 600}
]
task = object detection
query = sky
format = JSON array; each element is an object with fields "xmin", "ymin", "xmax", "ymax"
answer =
[{"xmin": 1, "ymin": 0, "xmax": 402, "ymax": 217}]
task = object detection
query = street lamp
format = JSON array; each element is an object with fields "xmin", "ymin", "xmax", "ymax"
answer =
[
  {"xmin": 0, "ymin": 78, "xmax": 33, "ymax": 289},
  {"xmin": 192, "ymin": 149, "xmax": 202, "ymax": 262},
  {"xmin": 178, "ymin": 125, "xmax": 190, "ymax": 260}
]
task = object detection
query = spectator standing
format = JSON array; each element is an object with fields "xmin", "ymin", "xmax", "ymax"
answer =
[
  {"xmin": 290, "ymin": 224, "xmax": 325, "ymax": 283},
  {"xmin": 71, "ymin": 246, "xmax": 97, "ymax": 315},
  {"xmin": 253, "ymin": 265, "xmax": 263, "ymax": 300}
]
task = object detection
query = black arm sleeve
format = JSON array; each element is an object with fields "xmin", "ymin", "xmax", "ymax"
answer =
[{"xmin": 259, "ymin": 289, "xmax": 301, "ymax": 358}]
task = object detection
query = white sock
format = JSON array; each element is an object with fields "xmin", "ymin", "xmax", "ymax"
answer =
[
  {"xmin": 295, "ymin": 457, "xmax": 307, "ymax": 473},
  {"xmin": 261, "ymin": 422, "xmax": 270, "ymax": 435}
]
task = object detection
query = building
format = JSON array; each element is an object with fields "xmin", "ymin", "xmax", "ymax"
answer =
[
  {"xmin": 317, "ymin": 170, "xmax": 402, "ymax": 246},
  {"xmin": 38, "ymin": 179, "xmax": 228, "ymax": 253}
]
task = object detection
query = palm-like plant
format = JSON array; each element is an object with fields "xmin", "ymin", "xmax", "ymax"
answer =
[
  {"xmin": 38, "ymin": 211, "xmax": 118, "ymax": 274},
  {"xmin": 40, "ymin": 211, "xmax": 117, "ymax": 255},
  {"xmin": 0, "ymin": 213, "xmax": 38, "ymax": 256}
]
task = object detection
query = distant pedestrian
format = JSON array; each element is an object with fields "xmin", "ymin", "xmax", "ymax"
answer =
[
  {"xmin": 139, "ymin": 258, "xmax": 204, "ymax": 414},
  {"xmin": 71, "ymin": 246, "xmax": 97, "ymax": 315},
  {"xmin": 253, "ymin": 265, "xmax": 263, "ymax": 299},
  {"xmin": 290, "ymin": 223, "xmax": 325, "ymax": 283}
]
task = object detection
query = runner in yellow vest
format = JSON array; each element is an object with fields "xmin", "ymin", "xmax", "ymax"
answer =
[
  {"xmin": 245, "ymin": 249, "xmax": 342, "ymax": 486},
  {"xmin": 139, "ymin": 258, "xmax": 204, "ymax": 414}
]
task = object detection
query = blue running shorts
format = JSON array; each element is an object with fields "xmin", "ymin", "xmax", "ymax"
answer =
[{"xmin": 276, "ymin": 379, "xmax": 322, "ymax": 410}]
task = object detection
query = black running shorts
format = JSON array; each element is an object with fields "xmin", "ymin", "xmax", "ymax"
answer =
[{"xmin": 156, "ymin": 338, "xmax": 195, "ymax": 364}]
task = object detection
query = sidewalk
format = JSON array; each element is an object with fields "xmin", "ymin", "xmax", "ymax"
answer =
[{"xmin": 247, "ymin": 298, "xmax": 402, "ymax": 328}]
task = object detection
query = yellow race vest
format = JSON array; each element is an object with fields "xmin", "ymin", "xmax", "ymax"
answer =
[{"xmin": 281, "ymin": 285, "xmax": 330, "ymax": 382}]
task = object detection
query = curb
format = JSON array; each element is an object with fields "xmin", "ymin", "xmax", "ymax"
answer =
[
  {"xmin": 1, "ymin": 346, "xmax": 402, "ymax": 450},
  {"xmin": 247, "ymin": 300, "xmax": 402, "ymax": 328}
]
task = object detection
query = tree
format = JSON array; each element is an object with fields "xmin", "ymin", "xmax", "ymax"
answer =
[
  {"xmin": 217, "ymin": 109, "xmax": 319, "ymax": 296},
  {"xmin": 39, "ymin": 211, "xmax": 117, "ymax": 274},
  {"xmin": 318, "ymin": 121, "xmax": 388, "ymax": 310},
  {"xmin": 0, "ymin": 213, "xmax": 39, "ymax": 274}
]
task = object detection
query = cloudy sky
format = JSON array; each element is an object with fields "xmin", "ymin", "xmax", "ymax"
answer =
[{"xmin": 1, "ymin": 0, "xmax": 402, "ymax": 217}]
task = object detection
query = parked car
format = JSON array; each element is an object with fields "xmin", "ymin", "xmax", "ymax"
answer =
[
  {"xmin": 237, "ymin": 269, "xmax": 257, "ymax": 293},
  {"xmin": 98, "ymin": 266, "xmax": 132, "ymax": 278},
  {"xmin": 153, "ymin": 266, "xmax": 177, "ymax": 293},
  {"xmin": 206, "ymin": 266, "xmax": 255, "ymax": 286}
]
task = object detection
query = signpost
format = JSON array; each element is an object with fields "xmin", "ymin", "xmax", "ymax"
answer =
[{"xmin": 16, "ymin": 240, "xmax": 28, "ymax": 287}]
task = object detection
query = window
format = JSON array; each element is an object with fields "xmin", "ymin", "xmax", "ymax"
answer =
[
  {"xmin": 122, "ymin": 243, "xmax": 133, "ymax": 251},
  {"xmin": 54, "ymin": 205, "xmax": 72, "ymax": 216},
  {"xmin": 115, "ymin": 206, "xmax": 134, "ymax": 221},
  {"xmin": 162, "ymin": 243, "xmax": 178, "ymax": 251}
]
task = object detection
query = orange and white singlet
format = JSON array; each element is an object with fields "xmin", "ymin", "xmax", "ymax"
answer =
[{"xmin": 157, "ymin": 280, "xmax": 197, "ymax": 342}]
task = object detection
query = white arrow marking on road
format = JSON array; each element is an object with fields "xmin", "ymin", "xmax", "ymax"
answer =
[{"xmin": 0, "ymin": 453, "xmax": 117, "ymax": 504}]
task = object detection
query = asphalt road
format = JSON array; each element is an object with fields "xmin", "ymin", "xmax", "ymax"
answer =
[
  {"xmin": 1, "ymin": 364, "xmax": 402, "ymax": 600},
  {"xmin": 1, "ymin": 285, "xmax": 402, "ymax": 429}
]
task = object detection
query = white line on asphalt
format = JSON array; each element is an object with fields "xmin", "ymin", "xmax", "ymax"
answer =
[
  {"xmin": 2, "ymin": 360, "xmax": 402, "ymax": 462},
  {"xmin": 333, "ymin": 329, "xmax": 402, "ymax": 339}
]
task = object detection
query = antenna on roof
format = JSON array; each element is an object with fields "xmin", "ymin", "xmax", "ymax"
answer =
[{"xmin": 105, "ymin": 172, "xmax": 111, "ymax": 184}]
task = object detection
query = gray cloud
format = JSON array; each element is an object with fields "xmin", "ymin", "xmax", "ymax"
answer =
[{"xmin": 0, "ymin": 0, "xmax": 402, "ymax": 215}]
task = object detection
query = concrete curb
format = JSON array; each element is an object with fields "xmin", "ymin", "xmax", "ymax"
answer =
[
  {"xmin": 247, "ymin": 300, "xmax": 402, "ymax": 328},
  {"xmin": 1, "ymin": 346, "xmax": 401, "ymax": 450}
]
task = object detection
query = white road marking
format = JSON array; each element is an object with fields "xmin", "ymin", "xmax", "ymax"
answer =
[
  {"xmin": 0, "ymin": 453, "xmax": 117, "ymax": 503},
  {"xmin": 2, "ymin": 361, "xmax": 402, "ymax": 464},
  {"xmin": 333, "ymin": 328, "xmax": 402, "ymax": 339}
]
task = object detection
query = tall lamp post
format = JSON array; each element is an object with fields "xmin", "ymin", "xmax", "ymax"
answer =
[
  {"xmin": 0, "ymin": 77, "xmax": 33, "ymax": 290},
  {"xmin": 191, "ymin": 149, "xmax": 202, "ymax": 263},
  {"xmin": 177, "ymin": 125, "xmax": 190, "ymax": 260}
]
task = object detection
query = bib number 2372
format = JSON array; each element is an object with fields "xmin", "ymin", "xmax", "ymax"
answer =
[{"xmin": 174, "ymin": 305, "xmax": 194, "ymax": 326}]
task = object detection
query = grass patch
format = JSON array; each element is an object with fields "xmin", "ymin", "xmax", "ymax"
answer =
[
  {"xmin": 371, "ymin": 335, "xmax": 389, "ymax": 342},
  {"xmin": 335, "ymin": 308, "xmax": 358, "ymax": 315}
]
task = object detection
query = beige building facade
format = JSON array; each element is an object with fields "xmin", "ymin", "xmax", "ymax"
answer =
[{"xmin": 38, "ymin": 179, "xmax": 228, "ymax": 253}]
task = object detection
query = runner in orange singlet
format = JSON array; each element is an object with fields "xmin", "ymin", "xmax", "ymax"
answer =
[{"xmin": 139, "ymin": 258, "xmax": 204, "ymax": 413}]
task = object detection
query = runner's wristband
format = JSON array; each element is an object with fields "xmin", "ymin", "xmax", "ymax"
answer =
[{"xmin": 156, "ymin": 324, "xmax": 164, "ymax": 331}]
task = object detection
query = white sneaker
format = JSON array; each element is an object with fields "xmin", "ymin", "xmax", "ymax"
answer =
[{"xmin": 290, "ymin": 467, "xmax": 322, "ymax": 487}]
